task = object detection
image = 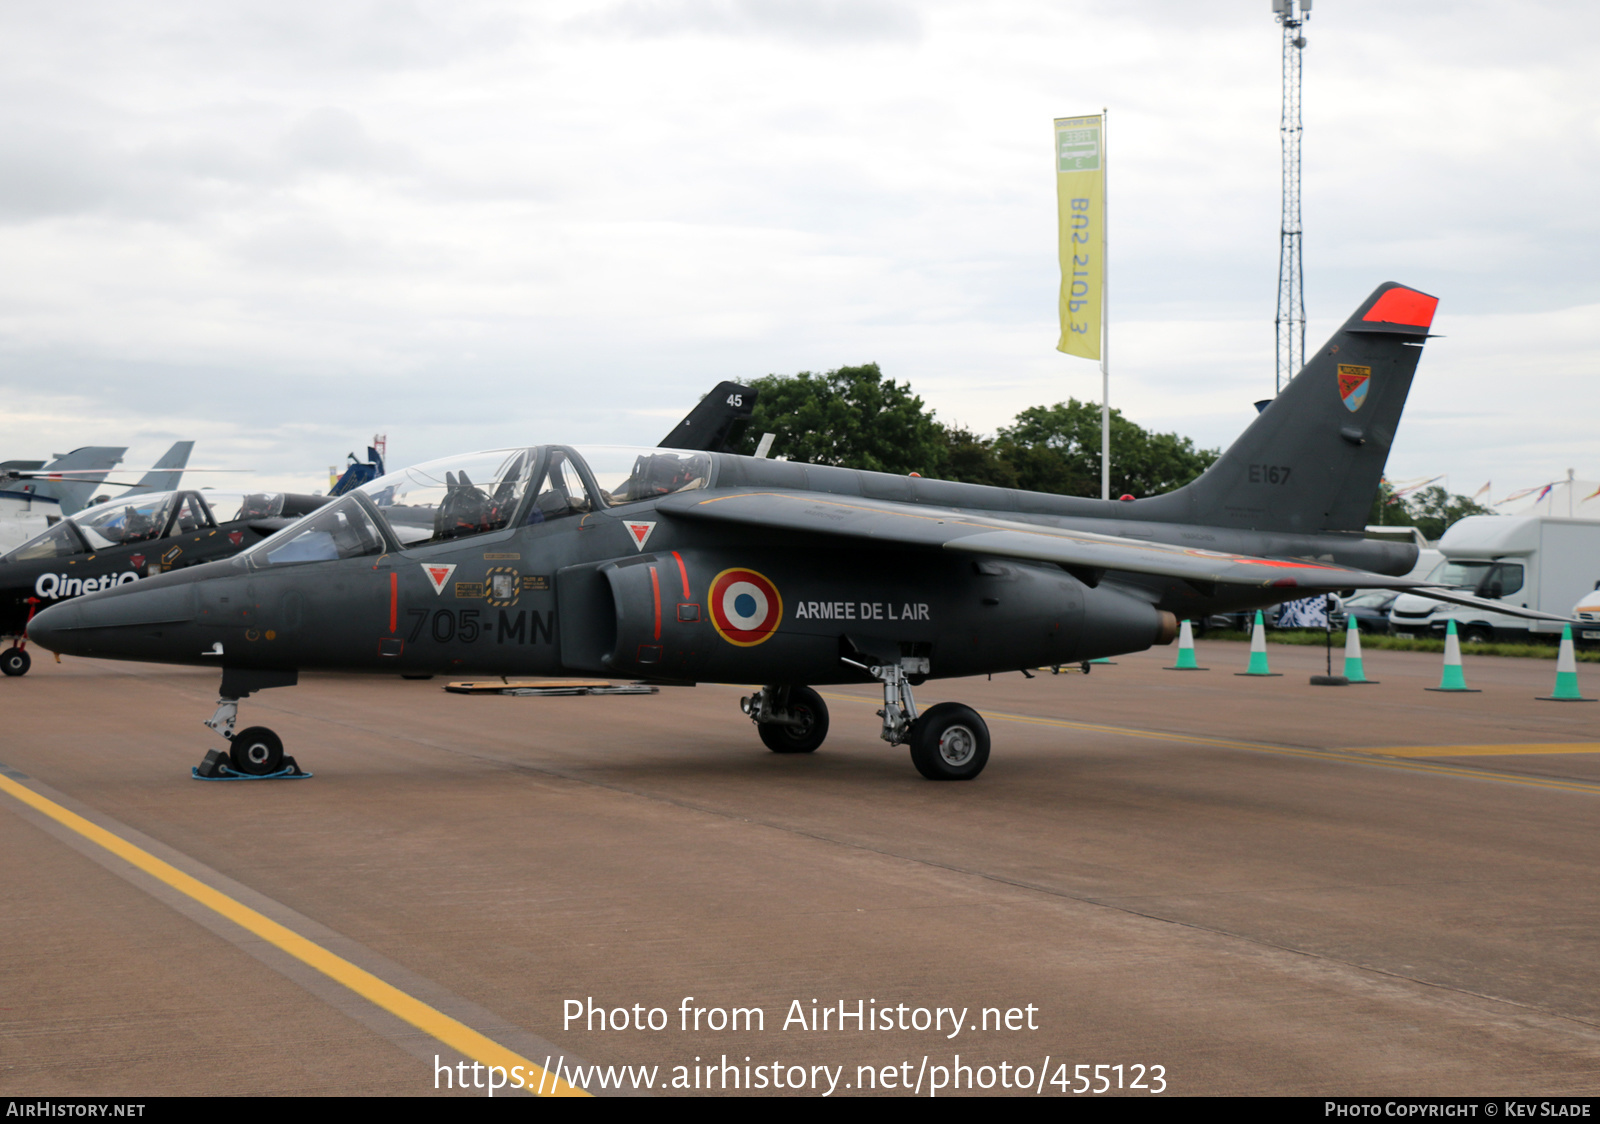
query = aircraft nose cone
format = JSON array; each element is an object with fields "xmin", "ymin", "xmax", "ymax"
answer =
[
  {"xmin": 26, "ymin": 579, "xmax": 198, "ymax": 659},
  {"xmin": 25, "ymin": 599, "xmax": 75, "ymax": 653}
]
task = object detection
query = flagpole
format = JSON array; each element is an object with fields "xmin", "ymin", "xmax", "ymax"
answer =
[{"xmin": 1100, "ymin": 106, "xmax": 1110, "ymax": 503}]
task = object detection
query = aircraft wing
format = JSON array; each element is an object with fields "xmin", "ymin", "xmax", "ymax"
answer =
[{"xmin": 658, "ymin": 490, "xmax": 1423, "ymax": 593}]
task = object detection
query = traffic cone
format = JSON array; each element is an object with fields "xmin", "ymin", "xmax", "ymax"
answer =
[
  {"xmin": 1164, "ymin": 620, "xmax": 1208, "ymax": 671},
  {"xmin": 1234, "ymin": 611, "xmax": 1282, "ymax": 677},
  {"xmin": 1425, "ymin": 620, "xmax": 1481, "ymax": 693},
  {"xmin": 1537, "ymin": 626, "xmax": 1596, "ymax": 702},
  {"xmin": 1343, "ymin": 617, "xmax": 1378, "ymax": 684}
]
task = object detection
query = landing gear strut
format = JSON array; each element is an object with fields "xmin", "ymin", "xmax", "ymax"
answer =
[
  {"xmin": 742, "ymin": 685, "xmax": 830, "ymax": 753},
  {"xmin": 6, "ymin": 597, "xmax": 42, "ymax": 676},
  {"xmin": 845, "ymin": 656, "xmax": 991, "ymax": 781}
]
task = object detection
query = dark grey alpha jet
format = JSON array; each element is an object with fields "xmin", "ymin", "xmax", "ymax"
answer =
[{"xmin": 31, "ymin": 283, "xmax": 1527, "ymax": 780}]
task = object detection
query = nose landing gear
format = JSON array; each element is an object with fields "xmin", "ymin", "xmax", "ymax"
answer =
[{"xmin": 192, "ymin": 669, "xmax": 310, "ymax": 780}]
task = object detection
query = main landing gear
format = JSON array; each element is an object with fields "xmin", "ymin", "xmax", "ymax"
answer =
[
  {"xmin": 193, "ymin": 669, "xmax": 309, "ymax": 780},
  {"xmin": 742, "ymin": 685, "xmax": 830, "ymax": 753},
  {"xmin": 746, "ymin": 658, "xmax": 992, "ymax": 781}
]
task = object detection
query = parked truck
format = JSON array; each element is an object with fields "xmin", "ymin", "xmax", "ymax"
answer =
[{"xmin": 1388, "ymin": 515, "xmax": 1600, "ymax": 643}]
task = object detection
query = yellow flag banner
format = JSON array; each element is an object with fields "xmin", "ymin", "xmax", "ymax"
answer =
[{"xmin": 1055, "ymin": 115, "xmax": 1104, "ymax": 359}]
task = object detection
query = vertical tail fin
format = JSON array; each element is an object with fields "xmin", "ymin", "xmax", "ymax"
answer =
[
  {"xmin": 123, "ymin": 441, "xmax": 194, "ymax": 496},
  {"xmin": 660, "ymin": 381, "xmax": 757, "ymax": 452},
  {"xmin": 26, "ymin": 446, "xmax": 128, "ymax": 515},
  {"xmin": 1141, "ymin": 282, "xmax": 1438, "ymax": 534}
]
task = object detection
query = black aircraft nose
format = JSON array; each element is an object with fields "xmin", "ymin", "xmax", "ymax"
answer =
[
  {"xmin": 27, "ymin": 579, "xmax": 199, "ymax": 660},
  {"xmin": 25, "ymin": 599, "xmax": 76, "ymax": 653}
]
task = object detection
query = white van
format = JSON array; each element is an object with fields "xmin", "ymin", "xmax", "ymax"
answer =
[{"xmin": 1388, "ymin": 515, "xmax": 1600, "ymax": 643}]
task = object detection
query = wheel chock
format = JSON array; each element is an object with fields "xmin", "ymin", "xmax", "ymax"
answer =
[{"xmin": 191, "ymin": 751, "xmax": 313, "ymax": 781}]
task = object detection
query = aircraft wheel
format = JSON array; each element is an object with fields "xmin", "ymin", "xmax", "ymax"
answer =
[
  {"xmin": 908, "ymin": 703, "xmax": 990, "ymax": 781},
  {"xmin": 758, "ymin": 686, "xmax": 829, "ymax": 754},
  {"xmin": 230, "ymin": 727, "xmax": 284, "ymax": 775},
  {"xmin": 1, "ymin": 647, "xmax": 30, "ymax": 677}
]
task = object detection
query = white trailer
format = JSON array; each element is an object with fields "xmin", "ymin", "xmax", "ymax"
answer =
[{"xmin": 1389, "ymin": 515, "xmax": 1600, "ymax": 643}]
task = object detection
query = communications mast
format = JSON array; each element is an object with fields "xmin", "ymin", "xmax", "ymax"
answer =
[{"xmin": 1273, "ymin": 0, "xmax": 1310, "ymax": 394}]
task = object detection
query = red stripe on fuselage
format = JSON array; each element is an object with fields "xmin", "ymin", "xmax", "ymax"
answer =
[
  {"xmin": 650, "ymin": 565, "xmax": 661, "ymax": 641},
  {"xmin": 389, "ymin": 572, "xmax": 398, "ymax": 632},
  {"xmin": 671, "ymin": 551, "xmax": 691, "ymax": 599}
]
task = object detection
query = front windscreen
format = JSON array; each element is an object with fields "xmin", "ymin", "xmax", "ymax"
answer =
[
  {"xmin": 571, "ymin": 446, "xmax": 712, "ymax": 507},
  {"xmin": 2, "ymin": 520, "xmax": 86, "ymax": 563},
  {"xmin": 254, "ymin": 497, "xmax": 387, "ymax": 566},
  {"xmin": 360, "ymin": 449, "xmax": 537, "ymax": 547}
]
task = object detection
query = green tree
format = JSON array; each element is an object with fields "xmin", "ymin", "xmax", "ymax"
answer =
[
  {"xmin": 731, "ymin": 363, "xmax": 949, "ymax": 476},
  {"xmin": 1367, "ymin": 482, "xmax": 1494, "ymax": 541},
  {"xmin": 940, "ymin": 425, "xmax": 1016, "ymax": 489},
  {"xmin": 975, "ymin": 400, "xmax": 1218, "ymax": 498},
  {"xmin": 1404, "ymin": 485, "xmax": 1494, "ymax": 541}
]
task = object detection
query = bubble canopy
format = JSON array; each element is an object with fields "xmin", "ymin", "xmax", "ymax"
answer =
[{"xmin": 243, "ymin": 445, "xmax": 714, "ymax": 565}]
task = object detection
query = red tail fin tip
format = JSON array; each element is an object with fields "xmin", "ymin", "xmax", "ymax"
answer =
[{"xmin": 1362, "ymin": 287, "xmax": 1438, "ymax": 328}]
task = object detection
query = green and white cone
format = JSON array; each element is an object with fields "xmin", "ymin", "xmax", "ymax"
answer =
[
  {"xmin": 1166, "ymin": 619, "xmax": 1207, "ymax": 671},
  {"xmin": 1538, "ymin": 625, "xmax": 1596, "ymax": 702},
  {"xmin": 1425, "ymin": 620, "xmax": 1479, "ymax": 693},
  {"xmin": 1343, "ymin": 616, "xmax": 1375, "ymax": 683},
  {"xmin": 1236, "ymin": 610, "xmax": 1280, "ymax": 676}
]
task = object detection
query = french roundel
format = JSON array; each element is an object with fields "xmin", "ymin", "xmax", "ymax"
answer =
[{"xmin": 708, "ymin": 568, "xmax": 783, "ymax": 647}]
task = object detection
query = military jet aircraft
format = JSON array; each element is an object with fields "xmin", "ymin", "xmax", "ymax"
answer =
[
  {"xmin": 32, "ymin": 283, "xmax": 1555, "ymax": 780},
  {"xmin": 0, "ymin": 441, "xmax": 205, "ymax": 554},
  {"xmin": 0, "ymin": 488, "xmax": 328, "ymax": 676},
  {"xmin": 0, "ymin": 394, "xmax": 752, "ymax": 679}
]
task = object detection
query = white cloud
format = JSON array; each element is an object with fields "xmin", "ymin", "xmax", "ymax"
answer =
[{"xmin": 0, "ymin": 0, "xmax": 1593, "ymax": 499}]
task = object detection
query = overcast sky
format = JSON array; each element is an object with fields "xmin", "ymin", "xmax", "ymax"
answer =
[{"xmin": 0, "ymin": 0, "xmax": 1594, "ymax": 502}]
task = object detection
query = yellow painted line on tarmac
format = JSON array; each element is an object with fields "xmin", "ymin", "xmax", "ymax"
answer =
[
  {"xmin": 818, "ymin": 691, "xmax": 1600, "ymax": 797},
  {"xmin": 1360, "ymin": 744, "xmax": 1600, "ymax": 758},
  {"xmin": 0, "ymin": 772, "xmax": 588, "ymax": 1097}
]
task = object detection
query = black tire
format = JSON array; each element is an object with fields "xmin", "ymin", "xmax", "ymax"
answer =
[
  {"xmin": 229, "ymin": 727, "xmax": 284, "ymax": 775},
  {"xmin": 1, "ymin": 648, "xmax": 30, "ymax": 677},
  {"xmin": 908, "ymin": 703, "xmax": 990, "ymax": 781},
  {"xmin": 1462, "ymin": 625, "xmax": 1493, "ymax": 645},
  {"xmin": 757, "ymin": 686, "xmax": 829, "ymax": 754}
]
